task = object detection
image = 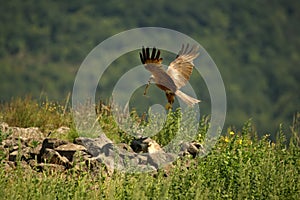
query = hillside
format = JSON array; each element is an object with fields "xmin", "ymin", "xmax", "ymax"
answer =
[{"xmin": 0, "ymin": 0, "xmax": 299, "ymax": 135}]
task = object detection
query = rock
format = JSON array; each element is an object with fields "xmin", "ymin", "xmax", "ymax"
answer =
[
  {"xmin": 78, "ymin": 134, "xmax": 173, "ymax": 172},
  {"xmin": 147, "ymin": 140, "xmax": 162, "ymax": 154},
  {"xmin": 1, "ymin": 125, "xmax": 45, "ymax": 159},
  {"xmin": 8, "ymin": 150, "xmax": 19, "ymax": 161},
  {"xmin": 0, "ymin": 122, "xmax": 9, "ymax": 133},
  {"xmin": 130, "ymin": 137, "xmax": 149, "ymax": 153},
  {"xmin": 42, "ymin": 138, "xmax": 69, "ymax": 149},
  {"xmin": 72, "ymin": 150, "xmax": 90, "ymax": 167},
  {"xmin": 2, "ymin": 138, "xmax": 26, "ymax": 150},
  {"xmin": 29, "ymin": 143, "xmax": 42, "ymax": 157},
  {"xmin": 41, "ymin": 148, "xmax": 71, "ymax": 168},
  {"xmin": 8, "ymin": 147, "xmax": 31, "ymax": 161},
  {"xmin": 179, "ymin": 141, "xmax": 205, "ymax": 157},
  {"xmin": 55, "ymin": 143, "xmax": 86, "ymax": 151},
  {"xmin": 78, "ymin": 136, "xmax": 140, "ymax": 172},
  {"xmin": 147, "ymin": 152, "xmax": 177, "ymax": 169},
  {"xmin": 55, "ymin": 143, "xmax": 87, "ymax": 161},
  {"xmin": 1, "ymin": 124, "xmax": 101, "ymax": 174},
  {"xmin": 75, "ymin": 134, "xmax": 114, "ymax": 157},
  {"xmin": 1, "ymin": 123, "xmax": 207, "ymax": 174},
  {"xmin": 40, "ymin": 138, "xmax": 68, "ymax": 154},
  {"xmin": 2, "ymin": 161, "xmax": 16, "ymax": 171},
  {"xmin": 117, "ymin": 143, "xmax": 133, "ymax": 152},
  {"xmin": 130, "ymin": 137, "xmax": 162, "ymax": 153},
  {"xmin": 8, "ymin": 126, "xmax": 45, "ymax": 140}
]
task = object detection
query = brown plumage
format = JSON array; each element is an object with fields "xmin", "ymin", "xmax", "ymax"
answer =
[{"xmin": 139, "ymin": 44, "xmax": 201, "ymax": 109}]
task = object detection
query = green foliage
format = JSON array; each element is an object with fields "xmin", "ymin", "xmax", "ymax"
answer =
[
  {"xmin": 0, "ymin": 129, "xmax": 10, "ymax": 144},
  {"xmin": 0, "ymin": 0, "xmax": 299, "ymax": 147},
  {"xmin": 152, "ymin": 109, "xmax": 181, "ymax": 146},
  {"xmin": 0, "ymin": 99, "xmax": 299, "ymax": 199},
  {"xmin": 0, "ymin": 95, "xmax": 76, "ymax": 140},
  {"xmin": 1, "ymin": 116, "xmax": 300, "ymax": 199}
]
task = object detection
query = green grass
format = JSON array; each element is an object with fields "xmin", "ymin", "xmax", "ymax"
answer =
[
  {"xmin": 0, "ymin": 98, "xmax": 299, "ymax": 199},
  {"xmin": 0, "ymin": 95, "xmax": 77, "ymax": 141}
]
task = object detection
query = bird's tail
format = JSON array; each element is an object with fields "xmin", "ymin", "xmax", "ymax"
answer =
[{"xmin": 175, "ymin": 90, "xmax": 200, "ymax": 106}]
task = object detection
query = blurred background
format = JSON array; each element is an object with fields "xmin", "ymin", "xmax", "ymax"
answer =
[{"xmin": 0, "ymin": 0, "xmax": 299, "ymax": 136}]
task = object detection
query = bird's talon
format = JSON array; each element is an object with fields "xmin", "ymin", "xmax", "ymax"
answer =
[{"xmin": 165, "ymin": 103, "xmax": 172, "ymax": 110}]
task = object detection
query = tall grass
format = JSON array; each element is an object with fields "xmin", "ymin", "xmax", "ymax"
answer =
[
  {"xmin": 0, "ymin": 98, "xmax": 299, "ymax": 199},
  {"xmin": 0, "ymin": 95, "xmax": 72, "ymax": 132}
]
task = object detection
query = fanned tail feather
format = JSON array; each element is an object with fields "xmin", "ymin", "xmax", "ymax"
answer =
[{"xmin": 175, "ymin": 90, "xmax": 200, "ymax": 106}]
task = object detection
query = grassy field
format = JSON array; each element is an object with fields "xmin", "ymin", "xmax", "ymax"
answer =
[{"xmin": 0, "ymin": 97, "xmax": 299, "ymax": 199}]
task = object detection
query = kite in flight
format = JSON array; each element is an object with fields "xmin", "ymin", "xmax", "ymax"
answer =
[{"xmin": 139, "ymin": 44, "xmax": 201, "ymax": 109}]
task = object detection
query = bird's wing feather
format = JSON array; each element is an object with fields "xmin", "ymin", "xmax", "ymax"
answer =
[
  {"xmin": 140, "ymin": 47, "xmax": 177, "ymax": 92},
  {"xmin": 167, "ymin": 44, "xmax": 200, "ymax": 89},
  {"xmin": 145, "ymin": 63, "xmax": 177, "ymax": 92}
]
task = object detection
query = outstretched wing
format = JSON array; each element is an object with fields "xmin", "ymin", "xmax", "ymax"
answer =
[
  {"xmin": 139, "ymin": 46, "xmax": 162, "ymax": 65},
  {"xmin": 167, "ymin": 44, "xmax": 200, "ymax": 89},
  {"xmin": 139, "ymin": 47, "xmax": 177, "ymax": 92}
]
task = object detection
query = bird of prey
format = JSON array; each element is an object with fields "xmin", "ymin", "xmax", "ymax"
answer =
[{"xmin": 139, "ymin": 44, "xmax": 201, "ymax": 109}]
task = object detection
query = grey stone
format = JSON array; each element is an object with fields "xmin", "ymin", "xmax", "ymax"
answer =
[
  {"xmin": 179, "ymin": 141, "xmax": 205, "ymax": 157},
  {"xmin": 130, "ymin": 137, "xmax": 162, "ymax": 153},
  {"xmin": 8, "ymin": 147, "xmax": 32, "ymax": 161},
  {"xmin": 0, "ymin": 122, "xmax": 9, "ymax": 133},
  {"xmin": 147, "ymin": 152, "xmax": 177, "ymax": 168},
  {"xmin": 8, "ymin": 126, "xmax": 45, "ymax": 140},
  {"xmin": 55, "ymin": 143, "xmax": 87, "ymax": 161},
  {"xmin": 41, "ymin": 138, "xmax": 69, "ymax": 150},
  {"xmin": 1, "ymin": 123, "xmax": 206, "ymax": 174},
  {"xmin": 77, "ymin": 134, "xmax": 174, "ymax": 172},
  {"xmin": 41, "ymin": 148, "xmax": 71, "ymax": 168}
]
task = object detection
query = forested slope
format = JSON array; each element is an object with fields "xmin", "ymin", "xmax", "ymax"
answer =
[{"xmin": 0, "ymin": 0, "xmax": 299, "ymax": 134}]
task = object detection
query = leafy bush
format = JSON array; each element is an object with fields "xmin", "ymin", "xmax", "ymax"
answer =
[{"xmin": 0, "ymin": 99, "xmax": 299, "ymax": 199}]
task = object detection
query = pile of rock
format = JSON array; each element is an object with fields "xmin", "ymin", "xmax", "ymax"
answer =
[
  {"xmin": 0, "ymin": 122, "xmax": 205, "ymax": 174},
  {"xmin": 0, "ymin": 123, "xmax": 102, "ymax": 173},
  {"xmin": 0, "ymin": 123, "xmax": 88, "ymax": 171}
]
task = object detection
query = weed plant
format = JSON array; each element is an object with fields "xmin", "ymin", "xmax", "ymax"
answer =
[{"xmin": 0, "ymin": 98, "xmax": 299, "ymax": 199}]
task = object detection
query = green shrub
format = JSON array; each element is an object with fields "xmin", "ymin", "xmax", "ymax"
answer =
[{"xmin": 0, "ymin": 99, "xmax": 299, "ymax": 199}]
